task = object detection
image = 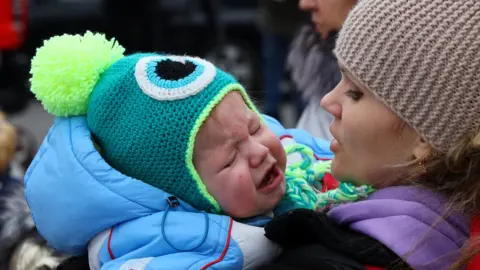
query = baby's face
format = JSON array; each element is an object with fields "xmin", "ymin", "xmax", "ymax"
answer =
[{"xmin": 194, "ymin": 92, "xmax": 286, "ymax": 218}]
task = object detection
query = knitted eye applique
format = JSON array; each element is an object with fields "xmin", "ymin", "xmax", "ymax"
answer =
[{"xmin": 135, "ymin": 55, "xmax": 217, "ymax": 101}]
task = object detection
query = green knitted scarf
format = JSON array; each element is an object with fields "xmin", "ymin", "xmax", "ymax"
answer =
[{"xmin": 275, "ymin": 142, "xmax": 375, "ymax": 214}]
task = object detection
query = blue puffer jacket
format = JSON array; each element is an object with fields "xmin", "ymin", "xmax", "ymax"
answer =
[{"xmin": 25, "ymin": 115, "xmax": 333, "ymax": 270}]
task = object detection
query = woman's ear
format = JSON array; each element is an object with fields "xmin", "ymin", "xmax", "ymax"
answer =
[{"xmin": 412, "ymin": 136, "xmax": 433, "ymax": 160}]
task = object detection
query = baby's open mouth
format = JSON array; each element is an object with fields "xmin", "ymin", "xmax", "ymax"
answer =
[{"xmin": 258, "ymin": 165, "xmax": 282, "ymax": 192}]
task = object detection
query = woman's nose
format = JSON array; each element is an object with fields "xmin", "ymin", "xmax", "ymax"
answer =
[
  {"xmin": 320, "ymin": 89, "xmax": 342, "ymax": 119},
  {"xmin": 299, "ymin": 0, "xmax": 317, "ymax": 11}
]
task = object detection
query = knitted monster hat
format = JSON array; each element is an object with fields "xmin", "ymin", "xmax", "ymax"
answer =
[{"xmin": 30, "ymin": 32, "xmax": 260, "ymax": 213}]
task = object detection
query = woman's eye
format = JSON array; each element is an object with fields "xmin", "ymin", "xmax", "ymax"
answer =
[{"xmin": 346, "ymin": 89, "xmax": 363, "ymax": 101}]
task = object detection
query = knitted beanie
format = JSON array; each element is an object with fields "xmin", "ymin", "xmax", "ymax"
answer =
[
  {"xmin": 29, "ymin": 32, "xmax": 259, "ymax": 213},
  {"xmin": 334, "ymin": 0, "xmax": 480, "ymax": 152}
]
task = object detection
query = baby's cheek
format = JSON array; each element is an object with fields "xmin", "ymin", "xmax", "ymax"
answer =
[
  {"xmin": 229, "ymin": 173, "xmax": 256, "ymax": 202},
  {"xmin": 219, "ymin": 172, "xmax": 258, "ymax": 217},
  {"xmin": 265, "ymin": 133, "xmax": 286, "ymax": 169}
]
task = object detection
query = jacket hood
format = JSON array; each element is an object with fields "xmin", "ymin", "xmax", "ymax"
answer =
[{"xmin": 25, "ymin": 117, "xmax": 198, "ymax": 254}]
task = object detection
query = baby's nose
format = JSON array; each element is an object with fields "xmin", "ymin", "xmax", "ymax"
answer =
[{"xmin": 249, "ymin": 143, "xmax": 269, "ymax": 168}]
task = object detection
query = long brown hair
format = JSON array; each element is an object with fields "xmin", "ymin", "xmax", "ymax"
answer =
[{"xmin": 411, "ymin": 128, "xmax": 480, "ymax": 269}]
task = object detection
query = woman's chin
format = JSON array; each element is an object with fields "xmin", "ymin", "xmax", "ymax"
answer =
[
  {"xmin": 330, "ymin": 156, "xmax": 342, "ymax": 177},
  {"xmin": 330, "ymin": 157, "xmax": 362, "ymax": 184}
]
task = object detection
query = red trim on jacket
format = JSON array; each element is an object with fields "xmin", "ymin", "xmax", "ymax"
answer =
[
  {"xmin": 279, "ymin": 134, "xmax": 293, "ymax": 140},
  {"xmin": 107, "ymin": 227, "xmax": 115, "ymax": 260},
  {"xmin": 106, "ymin": 218, "xmax": 234, "ymax": 269},
  {"xmin": 200, "ymin": 218, "xmax": 234, "ymax": 269}
]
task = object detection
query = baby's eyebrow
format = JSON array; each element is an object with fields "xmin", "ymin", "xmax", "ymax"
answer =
[{"xmin": 226, "ymin": 123, "xmax": 251, "ymax": 149}]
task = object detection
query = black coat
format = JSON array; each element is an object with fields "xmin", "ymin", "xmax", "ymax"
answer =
[{"xmin": 260, "ymin": 209, "xmax": 412, "ymax": 270}]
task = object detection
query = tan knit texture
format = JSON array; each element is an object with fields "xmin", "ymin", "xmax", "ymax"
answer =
[{"xmin": 335, "ymin": 0, "xmax": 480, "ymax": 152}]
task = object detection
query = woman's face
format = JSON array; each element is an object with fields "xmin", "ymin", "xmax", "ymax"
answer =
[
  {"xmin": 299, "ymin": 0, "xmax": 357, "ymax": 39},
  {"xmin": 320, "ymin": 65, "xmax": 425, "ymax": 186}
]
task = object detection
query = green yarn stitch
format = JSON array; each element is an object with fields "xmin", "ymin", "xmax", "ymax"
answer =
[
  {"xmin": 277, "ymin": 142, "xmax": 375, "ymax": 214},
  {"xmin": 316, "ymin": 182, "xmax": 375, "ymax": 209}
]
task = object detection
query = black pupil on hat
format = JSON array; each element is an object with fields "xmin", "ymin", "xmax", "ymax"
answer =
[{"xmin": 155, "ymin": 59, "xmax": 197, "ymax": 80}]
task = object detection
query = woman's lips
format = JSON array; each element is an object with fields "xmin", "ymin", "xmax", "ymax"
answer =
[{"xmin": 330, "ymin": 138, "xmax": 341, "ymax": 152}]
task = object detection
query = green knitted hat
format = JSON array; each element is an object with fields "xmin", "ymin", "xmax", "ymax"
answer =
[{"xmin": 29, "ymin": 32, "xmax": 259, "ymax": 213}]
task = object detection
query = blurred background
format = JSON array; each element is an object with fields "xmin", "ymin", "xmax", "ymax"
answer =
[
  {"xmin": 2, "ymin": 0, "xmax": 310, "ymax": 144},
  {"xmin": 0, "ymin": 1, "xmax": 311, "ymax": 269}
]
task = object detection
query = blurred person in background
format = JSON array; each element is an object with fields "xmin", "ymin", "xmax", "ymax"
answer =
[
  {"xmin": 258, "ymin": 0, "xmax": 306, "ymax": 122},
  {"xmin": 0, "ymin": 0, "xmax": 30, "ymax": 114},
  {"xmin": 0, "ymin": 113, "xmax": 67, "ymax": 270},
  {"xmin": 288, "ymin": 0, "xmax": 357, "ymax": 140}
]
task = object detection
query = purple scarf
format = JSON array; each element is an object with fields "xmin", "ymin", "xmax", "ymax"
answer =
[{"xmin": 328, "ymin": 186, "xmax": 469, "ymax": 269}]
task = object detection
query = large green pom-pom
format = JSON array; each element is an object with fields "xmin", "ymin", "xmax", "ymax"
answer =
[{"xmin": 30, "ymin": 31, "xmax": 125, "ymax": 116}]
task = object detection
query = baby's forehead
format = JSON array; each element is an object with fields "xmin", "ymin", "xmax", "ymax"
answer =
[
  {"xmin": 210, "ymin": 92, "xmax": 251, "ymax": 125},
  {"xmin": 219, "ymin": 103, "xmax": 254, "ymax": 128},
  {"xmin": 196, "ymin": 94, "xmax": 253, "ymax": 149}
]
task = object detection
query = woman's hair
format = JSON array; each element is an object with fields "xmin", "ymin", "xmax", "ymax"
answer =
[
  {"xmin": 419, "ymin": 129, "xmax": 480, "ymax": 214},
  {"xmin": 402, "ymin": 126, "xmax": 480, "ymax": 269}
]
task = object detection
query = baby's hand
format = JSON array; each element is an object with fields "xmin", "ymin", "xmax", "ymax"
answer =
[{"xmin": 265, "ymin": 208, "xmax": 326, "ymax": 248}]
